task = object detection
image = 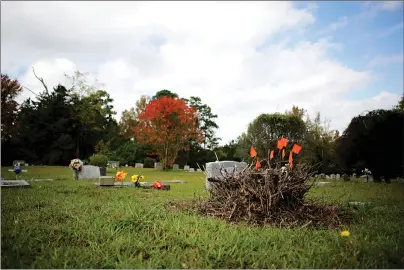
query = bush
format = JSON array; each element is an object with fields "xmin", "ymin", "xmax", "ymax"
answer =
[
  {"xmin": 144, "ymin": 157, "xmax": 156, "ymax": 168},
  {"xmin": 88, "ymin": 154, "xmax": 108, "ymax": 167}
]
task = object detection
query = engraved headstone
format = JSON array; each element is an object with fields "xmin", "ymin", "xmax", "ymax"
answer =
[
  {"xmin": 135, "ymin": 163, "xmax": 144, "ymax": 168},
  {"xmin": 75, "ymin": 165, "xmax": 100, "ymax": 180},
  {"xmin": 205, "ymin": 161, "xmax": 248, "ymax": 190},
  {"xmin": 173, "ymin": 164, "xmax": 179, "ymax": 170},
  {"xmin": 1, "ymin": 180, "xmax": 30, "ymax": 188},
  {"xmin": 184, "ymin": 165, "xmax": 190, "ymax": 171}
]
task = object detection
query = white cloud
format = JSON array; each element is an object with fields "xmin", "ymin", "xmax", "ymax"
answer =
[
  {"xmin": 366, "ymin": 54, "xmax": 404, "ymax": 68},
  {"xmin": 377, "ymin": 22, "xmax": 404, "ymax": 38},
  {"xmin": 320, "ymin": 16, "xmax": 349, "ymax": 35},
  {"xmin": 1, "ymin": 2, "xmax": 401, "ymax": 145}
]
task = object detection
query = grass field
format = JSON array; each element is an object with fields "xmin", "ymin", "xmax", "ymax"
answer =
[{"xmin": 2, "ymin": 166, "xmax": 404, "ymax": 268}]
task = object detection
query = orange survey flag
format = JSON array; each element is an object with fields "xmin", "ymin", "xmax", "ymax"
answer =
[
  {"xmin": 277, "ymin": 137, "xmax": 289, "ymax": 149},
  {"xmin": 255, "ymin": 159, "xmax": 261, "ymax": 170},
  {"xmin": 288, "ymin": 151, "xmax": 294, "ymax": 168},
  {"xmin": 292, "ymin": 144, "xmax": 302, "ymax": 155},
  {"xmin": 270, "ymin": 150, "xmax": 274, "ymax": 160},
  {"xmin": 250, "ymin": 146, "xmax": 257, "ymax": 158},
  {"xmin": 282, "ymin": 149, "xmax": 285, "ymax": 159}
]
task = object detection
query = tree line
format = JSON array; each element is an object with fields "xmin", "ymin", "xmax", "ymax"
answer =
[{"xmin": 1, "ymin": 71, "xmax": 403, "ymax": 181}]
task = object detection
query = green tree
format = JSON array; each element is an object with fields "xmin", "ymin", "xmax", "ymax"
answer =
[
  {"xmin": 153, "ymin": 89, "xmax": 178, "ymax": 100},
  {"xmin": 184, "ymin": 96, "xmax": 220, "ymax": 149}
]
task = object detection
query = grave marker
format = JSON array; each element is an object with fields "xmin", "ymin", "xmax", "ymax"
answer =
[
  {"xmin": 75, "ymin": 165, "xmax": 100, "ymax": 180},
  {"xmin": 172, "ymin": 164, "xmax": 179, "ymax": 170},
  {"xmin": 135, "ymin": 163, "xmax": 144, "ymax": 168},
  {"xmin": 205, "ymin": 161, "xmax": 248, "ymax": 190},
  {"xmin": 154, "ymin": 162, "xmax": 163, "ymax": 170},
  {"xmin": 1, "ymin": 180, "xmax": 30, "ymax": 188},
  {"xmin": 184, "ymin": 165, "xmax": 190, "ymax": 171}
]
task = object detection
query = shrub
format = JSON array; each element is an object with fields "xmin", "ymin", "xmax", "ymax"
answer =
[
  {"xmin": 144, "ymin": 157, "xmax": 156, "ymax": 168},
  {"xmin": 88, "ymin": 154, "xmax": 108, "ymax": 167}
]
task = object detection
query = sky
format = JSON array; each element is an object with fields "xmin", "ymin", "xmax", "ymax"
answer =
[{"xmin": 1, "ymin": 1, "xmax": 403, "ymax": 145}]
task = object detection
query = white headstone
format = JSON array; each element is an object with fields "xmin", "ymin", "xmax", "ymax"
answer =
[
  {"xmin": 184, "ymin": 165, "xmax": 190, "ymax": 171},
  {"xmin": 189, "ymin": 168, "xmax": 195, "ymax": 172},
  {"xmin": 108, "ymin": 161, "xmax": 119, "ymax": 168},
  {"xmin": 205, "ymin": 161, "xmax": 248, "ymax": 190},
  {"xmin": 336, "ymin": 174, "xmax": 340, "ymax": 179},
  {"xmin": 173, "ymin": 164, "xmax": 179, "ymax": 170},
  {"xmin": 154, "ymin": 162, "xmax": 163, "ymax": 169},
  {"xmin": 330, "ymin": 174, "xmax": 336, "ymax": 179},
  {"xmin": 135, "ymin": 163, "xmax": 144, "ymax": 168},
  {"xmin": 326, "ymin": 175, "xmax": 330, "ymax": 179},
  {"xmin": 75, "ymin": 165, "xmax": 100, "ymax": 180},
  {"xmin": 197, "ymin": 169, "xmax": 202, "ymax": 172}
]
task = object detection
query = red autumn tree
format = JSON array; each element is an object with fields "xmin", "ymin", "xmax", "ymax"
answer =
[{"xmin": 134, "ymin": 96, "xmax": 203, "ymax": 170}]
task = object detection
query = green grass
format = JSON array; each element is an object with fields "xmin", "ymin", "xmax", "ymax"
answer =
[{"xmin": 2, "ymin": 166, "xmax": 404, "ymax": 268}]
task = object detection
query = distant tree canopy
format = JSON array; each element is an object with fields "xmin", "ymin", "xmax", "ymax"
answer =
[{"xmin": 336, "ymin": 109, "xmax": 404, "ymax": 182}]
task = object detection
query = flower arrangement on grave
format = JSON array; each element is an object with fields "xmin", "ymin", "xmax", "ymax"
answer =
[
  {"xmin": 69, "ymin": 158, "xmax": 83, "ymax": 180},
  {"xmin": 69, "ymin": 158, "xmax": 83, "ymax": 171},
  {"xmin": 115, "ymin": 171, "xmax": 128, "ymax": 184},
  {"xmin": 131, "ymin": 174, "xmax": 144, "ymax": 187},
  {"xmin": 13, "ymin": 165, "xmax": 22, "ymax": 175},
  {"xmin": 152, "ymin": 180, "xmax": 163, "ymax": 189}
]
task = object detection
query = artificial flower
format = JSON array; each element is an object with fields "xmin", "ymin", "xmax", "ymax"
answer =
[
  {"xmin": 115, "ymin": 171, "xmax": 128, "ymax": 182},
  {"xmin": 340, "ymin": 230, "xmax": 350, "ymax": 237}
]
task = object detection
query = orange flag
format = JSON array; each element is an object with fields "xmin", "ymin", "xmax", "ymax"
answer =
[
  {"xmin": 292, "ymin": 144, "xmax": 302, "ymax": 155},
  {"xmin": 282, "ymin": 149, "xmax": 285, "ymax": 159},
  {"xmin": 288, "ymin": 151, "xmax": 293, "ymax": 168},
  {"xmin": 277, "ymin": 137, "xmax": 289, "ymax": 149},
  {"xmin": 255, "ymin": 159, "xmax": 261, "ymax": 170},
  {"xmin": 270, "ymin": 150, "xmax": 274, "ymax": 160},
  {"xmin": 250, "ymin": 146, "xmax": 257, "ymax": 158}
]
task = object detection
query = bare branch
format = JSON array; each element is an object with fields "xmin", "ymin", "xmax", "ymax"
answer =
[{"xmin": 32, "ymin": 67, "xmax": 48, "ymax": 93}]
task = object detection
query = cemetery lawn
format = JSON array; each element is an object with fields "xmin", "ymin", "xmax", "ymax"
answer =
[{"xmin": 2, "ymin": 167, "xmax": 404, "ymax": 269}]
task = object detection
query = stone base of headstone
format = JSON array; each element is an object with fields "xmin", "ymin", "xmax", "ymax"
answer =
[{"xmin": 100, "ymin": 176, "xmax": 115, "ymax": 186}]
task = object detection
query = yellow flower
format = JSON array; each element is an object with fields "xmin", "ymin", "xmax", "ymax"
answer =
[
  {"xmin": 115, "ymin": 171, "xmax": 128, "ymax": 182},
  {"xmin": 341, "ymin": 230, "xmax": 350, "ymax": 237},
  {"xmin": 131, "ymin": 174, "xmax": 145, "ymax": 182}
]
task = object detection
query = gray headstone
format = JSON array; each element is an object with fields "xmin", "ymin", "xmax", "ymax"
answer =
[
  {"xmin": 1, "ymin": 180, "xmax": 30, "ymax": 188},
  {"xmin": 189, "ymin": 168, "xmax": 195, "ymax": 172},
  {"xmin": 352, "ymin": 173, "xmax": 356, "ymax": 178},
  {"xmin": 330, "ymin": 174, "xmax": 336, "ymax": 179},
  {"xmin": 205, "ymin": 161, "xmax": 248, "ymax": 190},
  {"xmin": 336, "ymin": 174, "xmax": 340, "ymax": 179},
  {"xmin": 154, "ymin": 162, "xmax": 163, "ymax": 169},
  {"xmin": 75, "ymin": 165, "xmax": 100, "ymax": 180},
  {"xmin": 326, "ymin": 175, "xmax": 330, "ymax": 179},
  {"xmin": 108, "ymin": 161, "xmax": 119, "ymax": 168},
  {"xmin": 315, "ymin": 181, "xmax": 331, "ymax": 186},
  {"xmin": 184, "ymin": 165, "xmax": 190, "ymax": 171},
  {"xmin": 13, "ymin": 160, "xmax": 26, "ymax": 166},
  {"xmin": 319, "ymin": 173, "xmax": 326, "ymax": 179},
  {"xmin": 135, "ymin": 163, "xmax": 144, "ymax": 168},
  {"xmin": 172, "ymin": 164, "xmax": 179, "ymax": 170},
  {"xmin": 197, "ymin": 169, "xmax": 202, "ymax": 172}
]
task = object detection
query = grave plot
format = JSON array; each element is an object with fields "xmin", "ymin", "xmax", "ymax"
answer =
[{"xmin": 0, "ymin": 180, "xmax": 30, "ymax": 188}]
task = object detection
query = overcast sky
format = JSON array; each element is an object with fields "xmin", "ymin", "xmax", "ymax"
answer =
[{"xmin": 1, "ymin": 1, "xmax": 403, "ymax": 145}]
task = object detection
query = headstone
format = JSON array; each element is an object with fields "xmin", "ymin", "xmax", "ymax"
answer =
[
  {"xmin": 163, "ymin": 180, "xmax": 187, "ymax": 183},
  {"xmin": 189, "ymin": 168, "xmax": 195, "ymax": 172},
  {"xmin": 205, "ymin": 161, "xmax": 248, "ymax": 190},
  {"xmin": 107, "ymin": 161, "xmax": 119, "ymax": 169},
  {"xmin": 319, "ymin": 173, "xmax": 326, "ymax": 179},
  {"xmin": 330, "ymin": 174, "xmax": 336, "ymax": 179},
  {"xmin": 352, "ymin": 173, "xmax": 357, "ymax": 178},
  {"xmin": 154, "ymin": 162, "xmax": 163, "ymax": 170},
  {"xmin": 336, "ymin": 174, "xmax": 340, "ymax": 179},
  {"xmin": 348, "ymin": 201, "xmax": 369, "ymax": 206},
  {"xmin": 326, "ymin": 175, "xmax": 330, "ymax": 179},
  {"xmin": 1, "ymin": 180, "xmax": 30, "ymax": 188},
  {"xmin": 197, "ymin": 169, "xmax": 202, "ymax": 172},
  {"xmin": 135, "ymin": 163, "xmax": 144, "ymax": 168},
  {"xmin": 184, "ymin": 165, "xmax": 190, "ymax": 171},
  {"xmin": 172, "ymin": 164, "xmax": 179, "ymax": 170},
  {"xmin": 315, "ymin": 181, "xmax": 331, "ymax": 186},
  {"xmin": 75, "ymin": 165, "xmax": 100, "ymax": 180},
  {"xmin": 13, "ymin": 160, "xmax": 26, "ymax": 166}
]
